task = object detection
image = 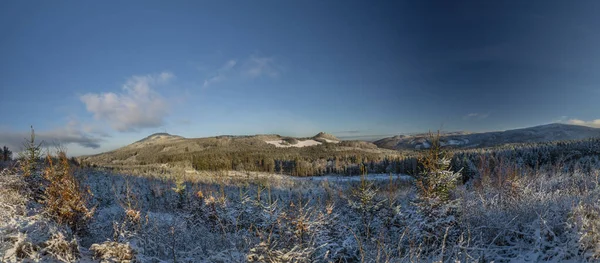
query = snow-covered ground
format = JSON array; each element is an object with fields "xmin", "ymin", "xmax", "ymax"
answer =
[
  {"xmin": 265, "ymin": 139, "xmax": 322, "ymax": 148},
  {"xmin": 322, "ymin": 138, "xmax": 339, "ymax": 143},
  {"xmin": 290, "ymin": 173, "xmax": 412, "ymax": 182},
  {"xmin": 189, "ymin": 170, "xmax": 411, "ymax": 183},
  {"xmin": 3, "ymin": 161, "xmax": 600, "ymax": 262}
]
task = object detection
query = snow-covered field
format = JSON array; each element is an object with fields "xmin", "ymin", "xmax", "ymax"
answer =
[
  {"xmin": 322, "ymin": 138, "xmax": 339, "ymax": 143},
  {"xmin": 3, "ymin": 162, "xmax": 600, "ymax": 262},
  {"xmin": 291, "ymin": 173, "xmax": 412, "ymax": 182},
  {"xmin": 265, "ymin": 139, "xmax": 322, "ymax": 148}
]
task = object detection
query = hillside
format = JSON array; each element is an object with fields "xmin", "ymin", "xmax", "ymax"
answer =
[
  {"xmin": 79, "ymin": 132, "xmax": 402, "ymax": 176},
  {"xmin": 313, "ymin": 132, "xmax": 341, "ymax": 143},
  {"xmin": 374, "ymin": 123, "xmax": 600, "ymax": 150},
  {"xmin": 79, "ymin": 124, "xmax": 600, "ymax": 175}
]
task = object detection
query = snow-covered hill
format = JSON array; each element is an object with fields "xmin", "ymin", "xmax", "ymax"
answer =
[{"xmin": 374, "ymin": 123, "xmax": 600, "ymax": 150}]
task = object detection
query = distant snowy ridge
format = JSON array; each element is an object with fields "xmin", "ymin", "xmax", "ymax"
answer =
[
  {"xmin": 265, "ymin": 139, "xmax": 322, "ymax": 148},
  {"xmin": 375, "ymin": 123, "xmax": 600, "ymax": 150}
]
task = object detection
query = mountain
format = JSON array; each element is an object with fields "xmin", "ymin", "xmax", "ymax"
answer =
[
  {"xmin": 79, "ymin": 132, "xmax": 397, "ymax": 167},
  {"xmin": 80, "ymin": 124, "xmax": 600, "ymax": 167},
  {"xmin": 374, "ymin": 123, "xmax": 600, "ymax": 150},
  {"xmin": 312, "ymin": 132, "xmax": 340, "ymax": 143},
  {"xmin": 132, "ymin": 133, "xmax": 185, "ymax": 145}
]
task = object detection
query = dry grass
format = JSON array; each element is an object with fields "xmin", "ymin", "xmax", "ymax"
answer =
[{"xmin": 43, "ymin": 151, "xmax": 95, "ymax": 232}]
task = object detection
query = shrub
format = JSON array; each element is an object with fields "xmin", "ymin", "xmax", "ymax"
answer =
[
  {"xmin": 43, "ymin": 232, "xmax": 80, "ymax": 262},
  {"xmin": 283, "ymin": 137, "xmax": 299, "ymax": 145},
  {"xmin": 90, "ymin": 241, "xmax": 137, "ymax": 262},
  {"xmin": 43, "ymin": 150, "xmax": 95, "ymax": 232},
  {"xmin": 570, "ymin": 202, "xmax": 600, "ymax": 259}
]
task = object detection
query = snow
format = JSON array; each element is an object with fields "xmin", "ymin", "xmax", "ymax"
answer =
[
  {"xmin": 445, "ymin": 139, "xmax": 463, "ymax": 145},
  {"xmin": 4, "ymin": 144, "xmax": 600, "ymax": 262},
  {"xmin": 265, "ymin": 139, "xmax": 322, "ymax": 148},
  {"xmin": 322, "ymin": 138, "xmax": 340, "ymax": 143},
  {"xmin": 290, "ymin": 173, "xmax": 412, "ymax": 182},
  {"xmin": 416, "ymin": 140, "xmax": 431, "ymax": 149},
  {"xmin": 206, "ymin": 171, "xmax": 411, "ymax": 183}
]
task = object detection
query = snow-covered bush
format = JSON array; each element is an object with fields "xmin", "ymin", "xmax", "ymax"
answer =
[
  {"xmin": 570, "ymin": 201, "xmax": 600, "ymax": 260},
  {"xmin": 43, "ymin": 232, "xmax": 80, "ymax": 262},
  {"xmin": 90, "ymin": 241, "xmax": 137, "ymax": 262},
  {"xmin": 409, "ymin": 131, "xmax": 463, "ymax": 256},
  {"xmin": 247, "ymin": 241, "xmax": 313, "ymax": 263},
  {"xmin": 1, "ymin": 171, "xmax": 82, "ymax": 263},
  {"xmin": 347, "ymin": 175, "xmax": 385, "ymax": 238}
]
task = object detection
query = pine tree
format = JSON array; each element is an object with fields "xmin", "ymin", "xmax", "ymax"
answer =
[
  {"xmin": 416, "ymin": 131, "xmax": 461, "ymax": 202},
  {"xmin": 348, "ymin": 164, "xmax": 385, "ymax": 238},
  {"xmin": 2, "ymin": 145, "xmax": 11, "ymax": 161},
  {"xmin": 19, "ymin": 126, "xmax": 43, "ymax": 177},
  {"xmin": 412, "ymin": 131, "xmax": 462, "ymax": 250}
]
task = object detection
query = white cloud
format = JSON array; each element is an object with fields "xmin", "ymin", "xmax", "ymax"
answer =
[
  {"xmin": 242, "ymin": 55, "xmax": 280, "ymax": 78},
  {"xmin": 463, "ymin": 113, "xmax": 489, "ymax": 120},
  {"xmin": 203, "ymin": 60, "xmax": 237, "ymax": 87},
  {"xmin": 567, "ymin": 119, "xmax": 600, "ymax": 128},
  {"xmin": 80, "ymin": 72, "xmax": 173, "ymax": 132}
]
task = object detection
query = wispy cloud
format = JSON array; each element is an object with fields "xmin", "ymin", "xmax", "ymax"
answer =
[
  {"xmin": 80, "ymin": 72, "xmax": 173, "ymax": 132},
  {"xmin": 0, "ymin": 121, "xmax": 104, "ymax": 152},
  {"xmin": 242, "ymin": 55, "xmax": 281, "ymax": 78},
  {"xmin": 203, "ymin": 60, "xmax": 237, "ymax": 87},
  {"xmin": 552, "ymin": 116, "xmax": 568, "ymax": 123},
  {"xmin": 463, "ymin": 113, "xmax": 489, "ymax": 120},
  {"xmin": 337, "ymin": 134, "xmax": 398, "ymax": 141},
  {"xmin": 567, "ymin": 119, "xmax": 600, "ymax": 128},
  {"xmin": 202, "ymin": 55, "xmax": 281, "ymax": 87},
  {"xmin": 333, "ymin": 130, "xmax": 363, "ymax": 134}
]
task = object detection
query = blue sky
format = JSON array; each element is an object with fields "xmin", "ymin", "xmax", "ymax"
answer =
[{"xmin": 1, "ymin": 1, "xmax": 600, "ymax": 156}]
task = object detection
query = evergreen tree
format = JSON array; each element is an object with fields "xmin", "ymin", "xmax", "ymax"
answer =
[
  {"xmin": 416, "ymin": 131, "xmax": 461, "ymax": 202},
  {"xmin": 2, "ymin": 145, "xmax": 11, "ymax": 161},
  {"xmin": 19, "ymin": 126, "xmax": 43, "ymax": 177}
]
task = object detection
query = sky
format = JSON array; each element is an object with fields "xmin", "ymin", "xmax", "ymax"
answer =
[{"xmin": 1, "ymin": 1, "xmax": 600, "ymax": 156}]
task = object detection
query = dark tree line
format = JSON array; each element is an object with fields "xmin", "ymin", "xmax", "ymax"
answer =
[
  {"xmin": 167, "ymin": 138, "xmax": 600, "ymax": 177},
  {"xmin": 189, "ymin": 152, "xmax": 416, "ymax": 176}
]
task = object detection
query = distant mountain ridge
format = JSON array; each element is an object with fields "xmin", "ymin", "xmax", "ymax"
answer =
[
  {"xmin": 80, "ymin": 124, "xmax": 600, "ymax": 166},
  {"xmin": 373, "ymin": 123, "xmax": 600, "ymax": 150},
  {"xmin": 134, "ymin": 133, "xmax": 184, "ymax": 144},
  {"xmin": 79, "ymin": 131, "xmax": 391, "ymax": 166}
]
